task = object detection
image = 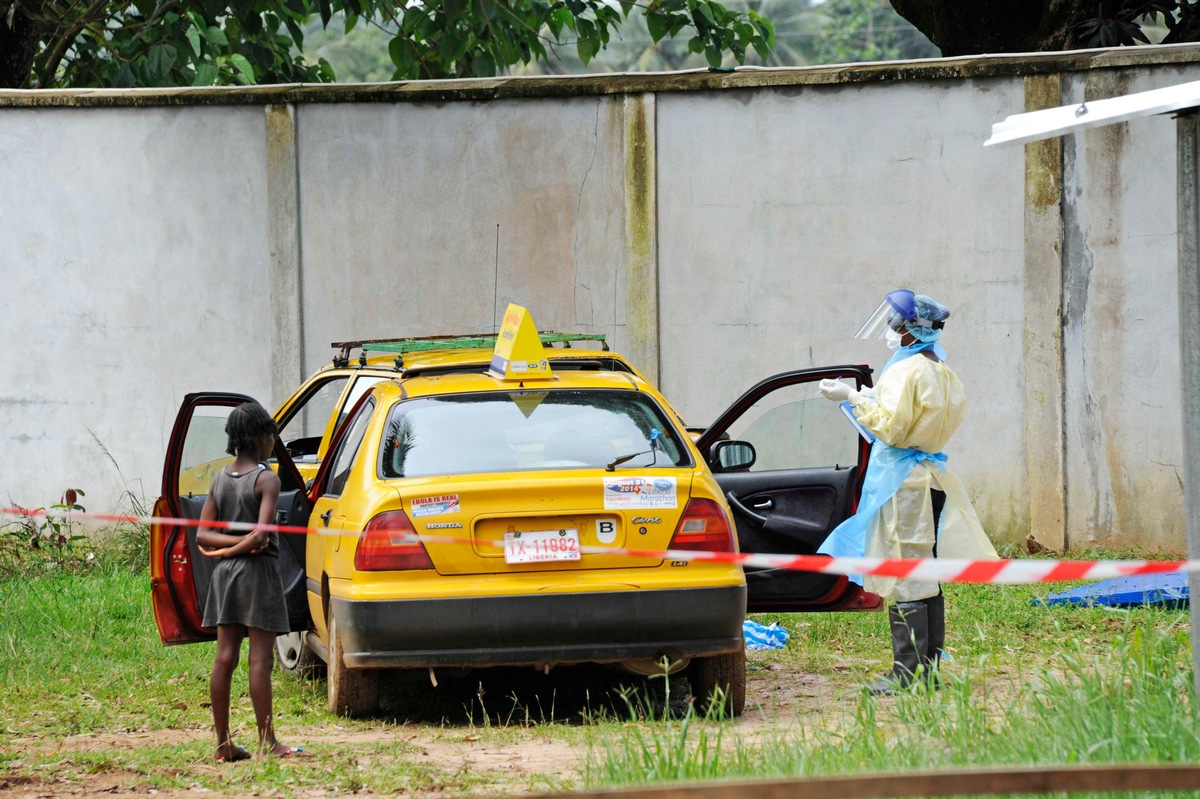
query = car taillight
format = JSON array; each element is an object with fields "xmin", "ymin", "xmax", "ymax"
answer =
[
  {"xmin": 354, "ymin": 511, "xmax": 435, "ymax": 571},
  {"xmin": 668, "ymin": 498, "xmax": 735, "ymax": 553}
]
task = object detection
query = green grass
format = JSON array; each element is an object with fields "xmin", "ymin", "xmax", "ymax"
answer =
[
  {"xmin": 583, "ymin": 622, "xmax": 1200, "ymax": 797},
  {"xmin": 0, "ymin": 542, "xmax": 1196, "ymax": 797}
]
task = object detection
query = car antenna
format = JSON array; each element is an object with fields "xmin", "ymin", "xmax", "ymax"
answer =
[{"xmin": 492, "ymin": 223, "xmax": 500, "ymax": 335}]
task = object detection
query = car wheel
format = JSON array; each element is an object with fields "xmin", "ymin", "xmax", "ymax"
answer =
[
  {"xmin": 686, "ymin": 647, "xmax": 746, "ymax": 718},
  {"xmin": 326, "ymin": 615, "xmax": 380, "ymax": 718},
  {"xmin": 275, "ymin": 631, "xmax": 325, "ymax": 679}
]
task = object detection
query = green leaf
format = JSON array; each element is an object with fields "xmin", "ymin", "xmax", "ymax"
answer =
[
  {"xmin": 402, "ymin": 6, "xmax": 425, "ymax": 32},
  {"xmin": 388, "ymin": 36, "xmax": 412, "ymax": 71},
  {"xmin": 145, "ymin": 43, "xmax": 177, "ymax": 83},
  {"xmin": 193, "ymin": 62, "xmax": 218, "ymax": 85},
  {"xmin": 472, "ymin": 52, "xmax": 496, "ymax": 76},
  {"xmin": 204, "ymin": 26, "xmax": 228, "ymax": 47},
  {"xmin": 317, "ymin": 0, "xmax": 332, "ymax": 28},
  {"xmin": 576, "ymin": 34, "xmax": 595, "ymax": 62},
  {"xmin": 229, "ymin": 53, "xmax": 255, "ymax": 84},
  {"xmin": 284, "ymin": 17, "xmax": 305, "ymax": 50},
  {"xmin": 317, "ymin": 57, "xmax": 336, "ymax": 81},
  {"xmin": 442, "ymin": 31, "xmax": 468, "ymax": 63},
  {"xmin": 113, "ymin": 63, "xmax": 136, "ymax": 87},
  {"xmin": 185, "ymin": 25, "xmax": 202, "ymax": 57},
  {"xmin": 343, "ymin": 10, "xmax": 359, "ymax": 34},
  {"xmin": 698, "ymin": 3, "xmax": 715, "ymax": 25},
  {"xmin": 704, "ymin": 42, "xmax": 721, "ymax": 68},
  {"xmin": 687, "ymin": 34, "xmax": 703, "ymax": 53},
  {"xmin": 550, "ymin": 6, "xmax": 574, "ymax": 36},
  {"xmin": 646, "ymin": 11, "xmax": 669, "ymax": 42}
]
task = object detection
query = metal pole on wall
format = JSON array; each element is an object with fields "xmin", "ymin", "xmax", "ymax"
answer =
[{"xmin": 1177, "ymin": 110, "xmax": 1200, "ymax": 706}]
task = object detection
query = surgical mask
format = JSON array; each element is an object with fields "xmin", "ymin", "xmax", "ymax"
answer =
[{"xmin": 885, "ymin": 328, "xmax": 903, "ymax": 350}]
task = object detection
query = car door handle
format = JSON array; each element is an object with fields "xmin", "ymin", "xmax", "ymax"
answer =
[
  {"xmin": 750, "ymin": 498, "xmax": 773, "ymax": 511},
  {"xmin": 725, "ymin": 492, "xmax": 768, "ymax": 525},
  {"xmin": 320, "ymin": 509, "xmax": 332, "ymax": 527}
]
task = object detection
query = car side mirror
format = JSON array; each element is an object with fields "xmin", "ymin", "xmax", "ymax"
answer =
[
  {"xmin": 711, "ymin": 440, "xmax": 756, "ymax": 472},
  {"xmin": 286, "ymin": 436, "xmax": 321, "ymax": 458}
]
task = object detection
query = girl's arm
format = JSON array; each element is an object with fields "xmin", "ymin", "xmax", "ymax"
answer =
[{"xmin": 196, "ymin": 495, "xmax": 246, "ymax": 551}]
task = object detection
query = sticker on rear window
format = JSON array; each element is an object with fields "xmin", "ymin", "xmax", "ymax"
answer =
[
  {"xmin": 411, "ymin": 494, "xmax": 460, "ymax": 517},
  {"xmin": 603, "ymin": 477, "xmax": 678, "ymax": 509}
]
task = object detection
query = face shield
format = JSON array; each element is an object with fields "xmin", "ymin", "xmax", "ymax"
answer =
[{"xmin": 855, "ymin": 289, "xmax": 917, "ymax": 340}]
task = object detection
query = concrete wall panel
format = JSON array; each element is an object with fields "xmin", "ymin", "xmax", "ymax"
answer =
[
  {"xmin": 1061, "ymin": 67, "xmax": 1195, "ymax": 549},
  {"xmin": 294, "ymin": 98, "xmax": 628, "ymax": 371},
  {"xmin": 0, "ymin": 107, "xmax": 270, "ymax": 511},
  {"xmin": 654, "ymin": 80, "xmax": 1029, "ymax": 539}
]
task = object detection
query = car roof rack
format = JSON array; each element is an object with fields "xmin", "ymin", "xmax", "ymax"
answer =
[{"xmin": 329, "ymin": 332, "xmax": 608, "ymax": 368}]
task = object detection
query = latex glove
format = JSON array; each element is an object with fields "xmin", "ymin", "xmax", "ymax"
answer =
[
  {"xmin": 818, "ymin": 378, "xmax": 858, "ymax": 403},
  {"xmin": 859, "ymin": 386, "xmax": 876, "ymax": 401}
]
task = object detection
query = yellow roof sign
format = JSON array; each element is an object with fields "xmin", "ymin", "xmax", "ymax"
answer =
[{"xmin": 489, "ymin": 304, "xmax": 552, "ymax": 381}]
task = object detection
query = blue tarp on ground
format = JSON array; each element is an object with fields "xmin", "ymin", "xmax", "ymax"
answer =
[{"xmin": 1034, "ymin": 572, "xmax": 1189, "ymax": 607}]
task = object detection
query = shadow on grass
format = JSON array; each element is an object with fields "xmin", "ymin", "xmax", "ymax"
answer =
[{"xmin": 373, "ymin": 664, "xmax": 693, "ymax": 726}]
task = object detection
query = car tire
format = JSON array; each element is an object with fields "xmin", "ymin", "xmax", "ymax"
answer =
[
  {"xmin": 275, "ymin": 631, "xmax": 325, "ymax": 679},
  {"xmin": 687, "ymin": 647, "xmax": 746, "ymax": 718},
  {"xmin": 326, "ymin": 615, "xmax": 380, "ymax": 718}
]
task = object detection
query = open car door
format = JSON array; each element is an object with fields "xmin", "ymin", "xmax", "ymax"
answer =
[
  {"xmin": 696, "ymin": 366, "xmax": 882, "ymax": 613},
  {"xmin": 150, "ymin": 392, "xmax": 313, "ymax": 644}
]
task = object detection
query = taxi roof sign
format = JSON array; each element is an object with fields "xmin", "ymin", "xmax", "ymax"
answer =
[{"xmin": 489, "ymin": 304, "xmax": 553, "ymax": 381}]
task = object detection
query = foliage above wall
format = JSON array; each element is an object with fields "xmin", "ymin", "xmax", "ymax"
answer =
[
  {"xmin": 0, "ymin": 0, "xmax": 771, "ymax": 87},
  {"xmin": 0, "ymin": 0, "xmax": 1194, "ymax": 91}
]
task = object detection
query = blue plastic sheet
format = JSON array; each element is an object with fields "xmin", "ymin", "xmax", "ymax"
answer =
[
  {"xmin": 743, "ymin": 620, "xmax": 790, "ymax": 651},
  {"xmin": 1033, "ymin": 572, "xmax": 1189, "ymax": 608}
]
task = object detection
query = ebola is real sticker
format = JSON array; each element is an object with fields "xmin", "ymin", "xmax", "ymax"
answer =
[
  {"xmin": 411, "ymin": 494, "xmax": 460, "ymax": 518},
  {"xmin": 603, "ymin": 477, "xmax": 678, "ymax": 510}
]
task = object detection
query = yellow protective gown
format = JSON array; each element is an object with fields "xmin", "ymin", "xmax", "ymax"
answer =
[{"xmin": 847, "ymin": 354, "xmax": 997, "ymax": 602}]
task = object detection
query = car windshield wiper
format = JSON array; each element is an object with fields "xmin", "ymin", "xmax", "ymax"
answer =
[{"xmin": 605, "ymin": 429, "xmax": 661, "ymax": 472}]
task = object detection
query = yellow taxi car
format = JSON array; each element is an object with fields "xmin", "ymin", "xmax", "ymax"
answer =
[{"xmin": 151, "ymin": 306, "xmax": 879, "ymax": 718}]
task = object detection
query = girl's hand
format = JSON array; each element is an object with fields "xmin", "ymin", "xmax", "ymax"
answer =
[
  {"xmin": 246, "ymin": 529, "xmax": 270, "ymax": 555},
  {"xmin": 199, "ymin": 545, "xmax": 232, "ymax": 558}
]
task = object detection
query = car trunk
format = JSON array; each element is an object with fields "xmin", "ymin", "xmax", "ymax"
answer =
[{"xmin": 400, "ymin": 470, "xmax": 696, "ymax": 576}]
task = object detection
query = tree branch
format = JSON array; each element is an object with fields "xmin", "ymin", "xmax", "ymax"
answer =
[{"xmin": 34, "ymin": 0, "xmax": 114, "ymax": 87}]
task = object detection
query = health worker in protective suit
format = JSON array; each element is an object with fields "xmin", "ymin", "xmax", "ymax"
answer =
[{"xmin": 817, "ymin": 289, "xmax": 996, "ymax": 695}]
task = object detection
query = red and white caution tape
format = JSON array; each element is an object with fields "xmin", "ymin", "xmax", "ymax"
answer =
[{"xmin": 2, "ymin": 505, "xmax": 1193, "ymax": 585}]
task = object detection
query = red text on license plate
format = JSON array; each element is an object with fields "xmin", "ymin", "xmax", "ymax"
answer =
[{"xmin": 503, "ymin": 529, "xmax": 581, "ymax": 564}]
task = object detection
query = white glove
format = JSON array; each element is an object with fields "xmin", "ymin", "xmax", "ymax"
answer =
[
  {"xmin": 818, "ymin": 378, "xmax": 858, "ymax": 403},
  {"xmin": 859, "ymin": 386, "xmax": 876, "ymax": 401}
]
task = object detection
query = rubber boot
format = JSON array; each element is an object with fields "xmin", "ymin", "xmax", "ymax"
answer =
[
  {"xmin": 922, "ymin": 592, "xmax": 945, "ymax": 689},
  {"xmin": 866, "ymin": 601, "xmax": 928, "ymax": 696}
]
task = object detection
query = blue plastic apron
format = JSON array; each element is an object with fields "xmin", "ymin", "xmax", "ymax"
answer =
[{"xmin": 816, "ymin": 340, "xmax": 948, "ymax": 584}]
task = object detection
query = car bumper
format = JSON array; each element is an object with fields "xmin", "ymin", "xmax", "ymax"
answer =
[{"xmin": 330, "ymin": 585, "xmax": 746, "ymax": 668}]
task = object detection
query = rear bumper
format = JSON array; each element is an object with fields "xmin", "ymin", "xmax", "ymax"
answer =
[{"xmin": 330, "ymin": 585, "xmax": 746, "ymax": 668}]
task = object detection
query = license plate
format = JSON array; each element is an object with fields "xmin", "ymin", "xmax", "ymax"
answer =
[{"xmin": 503, "ymin": 529, "xmax": 581, "ymax": 564}]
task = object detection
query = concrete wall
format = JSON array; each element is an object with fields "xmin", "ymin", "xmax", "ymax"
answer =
[
  {"xmin": 0, "ymin": 106, "xmax": 272, "ymax": 510},
  {"xmin": 3, "ymin": 44, "xmax": 1199, "ymax": 550}
]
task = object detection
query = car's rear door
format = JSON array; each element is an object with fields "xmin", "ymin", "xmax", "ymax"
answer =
[
  {"xmin": 695, "ymin": 366, "xmax": 880, "ymax": 613},
  {"xmin": 150, "ymin": 392, "xmax": 313, "ymax": 644}
]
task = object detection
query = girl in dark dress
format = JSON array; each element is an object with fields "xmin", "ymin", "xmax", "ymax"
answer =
[{"xmin": 197, "ymin": 402, "xmax": 304, "ymax": 761}]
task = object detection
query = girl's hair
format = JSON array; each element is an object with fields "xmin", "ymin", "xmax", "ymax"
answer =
[{"xmin": 225, "ymin": 402, "xmax": 278, "ymax": 456}]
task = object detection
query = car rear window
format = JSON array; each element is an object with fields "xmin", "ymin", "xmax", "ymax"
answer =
[{"xmin": 379, "ymin": 389, "xmax": 690, "ymax": 478}]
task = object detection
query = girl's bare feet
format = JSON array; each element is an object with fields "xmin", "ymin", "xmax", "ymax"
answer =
[
  {"xmin": 261, "ymin": 740, "xmax": 310, "ymax": 758},
  {"xmin": 215, "ymin": 744, "xmax": 251, "ymax": 763}
]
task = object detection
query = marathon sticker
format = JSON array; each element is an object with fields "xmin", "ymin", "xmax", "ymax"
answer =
[
  {"xmin": 603, "ymin": 477, "xmax": 678, "ymax": 510},
  {"xmin": 411, "ymin": 494, "xmax": 460, "ymax": 518}
]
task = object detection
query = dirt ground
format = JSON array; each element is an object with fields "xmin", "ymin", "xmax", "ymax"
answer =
[{"xmin": 0, "ymin": 656, "xmax": 875, "ymax": 799}]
